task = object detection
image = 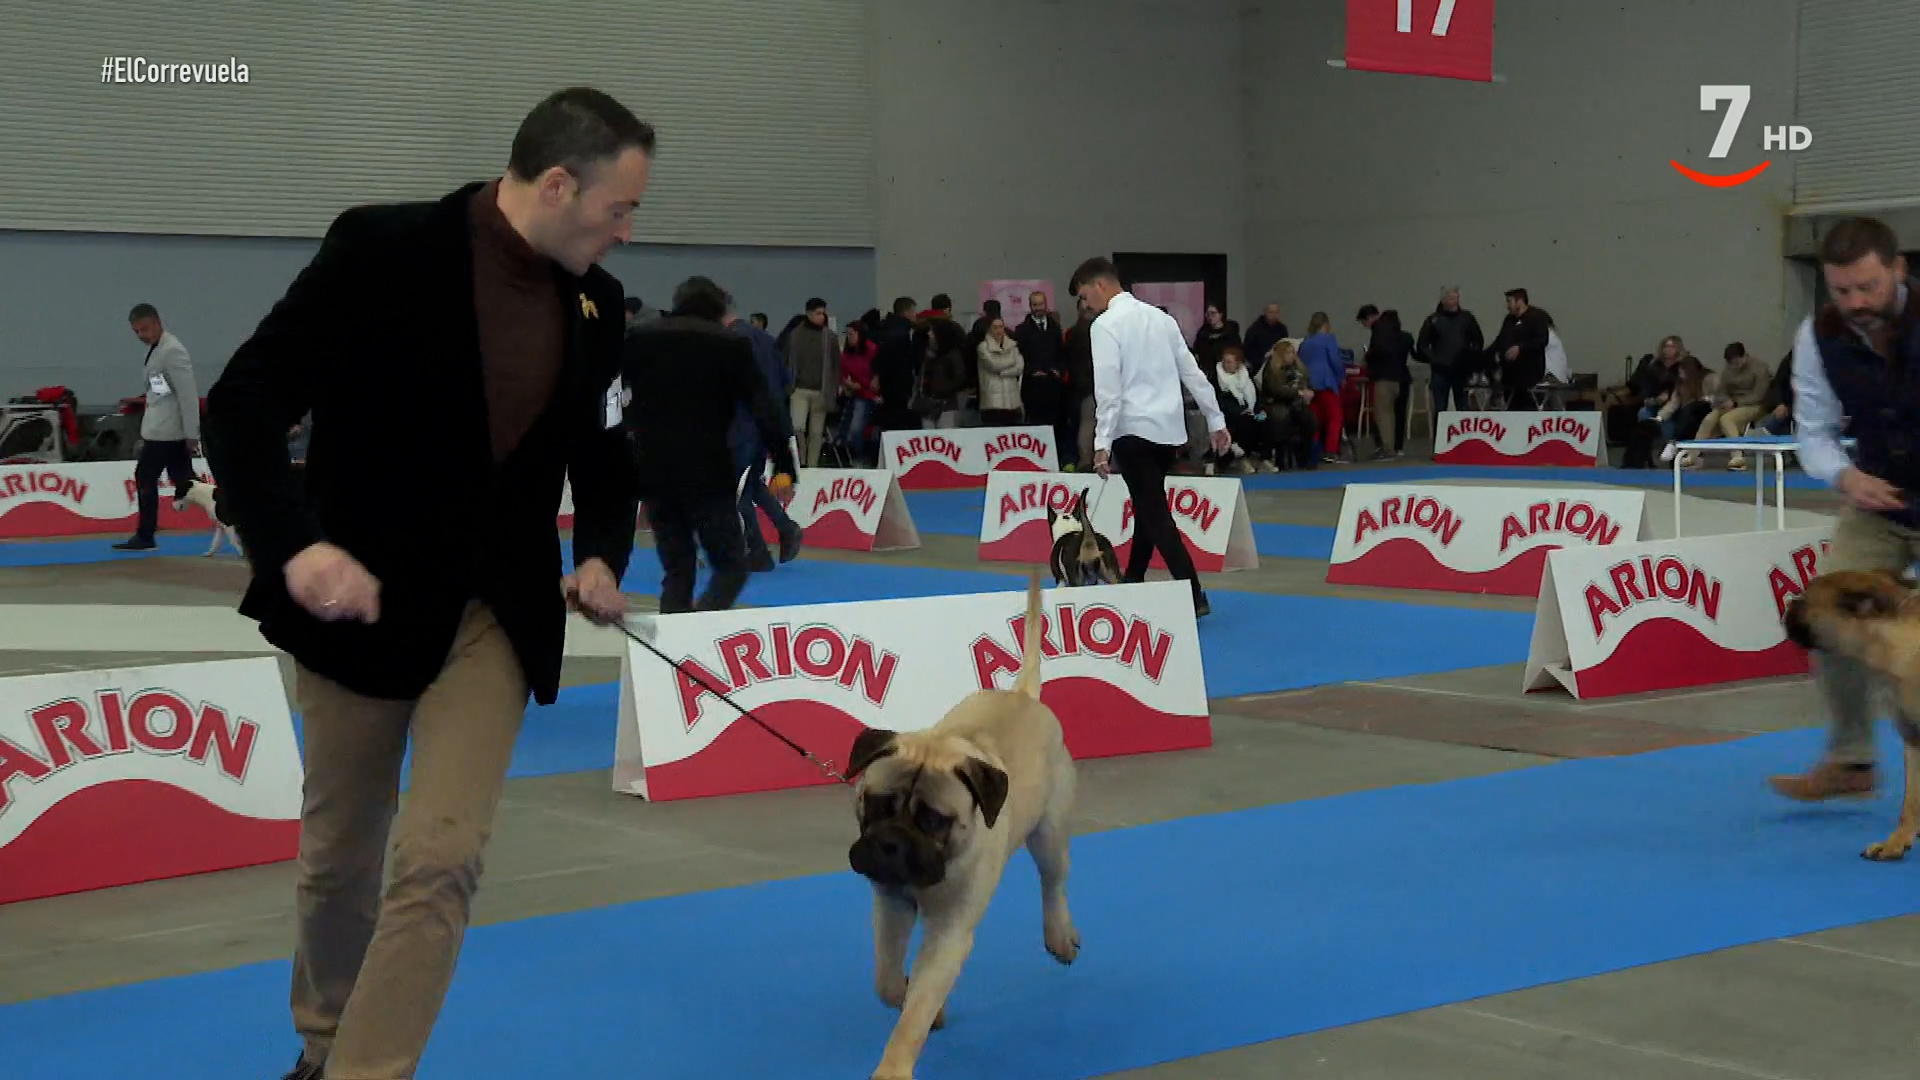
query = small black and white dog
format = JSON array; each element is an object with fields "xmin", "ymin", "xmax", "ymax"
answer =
[
  {"xmin": 1046, "ymin": 490, "xmax": 1122, "ymax": 587},
  {"xmin": 177, "ymin": 480, "xmax": 242, "ymax": 557}
]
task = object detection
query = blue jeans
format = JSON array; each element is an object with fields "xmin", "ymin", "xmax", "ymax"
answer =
[
  {"xmin": 1761, "ymin": 412, "xmax": 1792, "ymax": 436},
  {"xmin": 737, "ymin": 463, "xmax": 799, "ymax": 563},
  {"xmin": 837, "ymin": 397, "xmax": 875, "ymax": 462}
]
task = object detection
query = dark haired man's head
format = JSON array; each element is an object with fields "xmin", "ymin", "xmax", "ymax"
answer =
[
  {"xmin": 128, "ymin": 303, "xmax": 163, "ymax": 346},
  {"xmin": 1355, "ymin": 304, "xmax": 1380, "ymax": 327},
  {"xmin": 1819, "ymin": 216, "xmax": 1907, "ymax": 331},
  {"xmin": 1504, "ymin": 288, "xmax": 1529, "ymax": 316},
  {"xmin": 1724, "ymin": 342, "xmax": 1748, "ymax": 363},
  {"xmin": 860, "ymin": 308, "xmax": 882, "ymax": 329},
  {"xmin": 750, "ymin": 312, "xmax": 768, "ymax": 329},
  {"xmin": 670, "ymin": 276, "xmax": 729, "ymax": 322},
  {"xmin": 893, "ymin": 296, "xmax": 917, "ymax": 317},
  {"xmin": 931, "ymin": 293, "xmax": 952, "ymax": 313},
  {"xmin": 499, "ymin": 87, "xmax": 655, "ymax": 275},
  {"xmin": 806, "ymin": 297, "xmax": 829, "ymax": 327},
  {"xmin": 1070, "ymin": 257, "xmax": 1122, "ymax": 313},
  {"xmin": 982, "ymin": 299, "xmax": 1002, "ymax": 318},
  {"xmin": 623, "ymin": 296, "xmax": 643, "ymax": 324}
]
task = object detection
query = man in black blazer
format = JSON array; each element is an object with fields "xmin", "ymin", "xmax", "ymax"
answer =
[
  {"xmin": 203, "ymin": 87, "xmax": 651, "ymax": 1080},
  {"xmin": 622, "ymin": 275, "xmax": 797, "ymax": 612}
]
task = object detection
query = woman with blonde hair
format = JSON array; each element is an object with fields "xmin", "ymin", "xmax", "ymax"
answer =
[{"xmin": 1260, "ymin": 339, "xmax": 1319, "ymax": 469}]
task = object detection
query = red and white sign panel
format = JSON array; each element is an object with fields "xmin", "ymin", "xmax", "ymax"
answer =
[
  {"xmin": 751, "ymin": 468, "xmax": 919, "ymax": 552},
  {"xmin": 0, "ymin": 656, "xmax": 304, "ymax": 905},
  {"xmin": 1523, "ymin": 526, "xmax": 1831, "ymax": 700},
  {"xmin": 1433, "ymin": 411, "xmax": 1604, "ymax": 467},
  {"xmin": 979, "ymin": 280, "xmax": 1055, "ymax": 326},
  {"xmin": 977, "ymin": 472, "xmax": 1258, "ymax": 574},
  {"xmin": 1326, "ymin": 484, "xmax": 1647, "ymax": 596},
  {"xmin": 0, "ymin": 458, "xmax": 217, "ymax": 539},
  {"xmin": 611, "ymin": 580, "xmax": 1209, "ymax": 802},
  {"xmin": 1346, "ymin": 0, "xmax": 1496, "ymax": 82},
  {"xmin": 883, "ymin": 426, "xmax": 1059, "ymax": 490}
]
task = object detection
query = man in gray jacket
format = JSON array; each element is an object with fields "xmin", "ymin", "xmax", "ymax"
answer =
[
  {"xmin": 116, "ymin": 303, "xmax": 200, "ymax": 551},
  {"xmin": 784, "ymin": 297, "xmax": 841, "ymax": 468}
]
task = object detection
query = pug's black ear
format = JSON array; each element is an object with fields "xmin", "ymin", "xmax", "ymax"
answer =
[
  {"xmin": 846, "ymin": 729, "xmax": 897, "ymax": 778},
  {"xmin": 1781, "ymin": 596, "xmax": 1816, "ymax": 649},
  {"xmin": 954, "ymin": 758, "xmax": 1010, "ymax": 829}
]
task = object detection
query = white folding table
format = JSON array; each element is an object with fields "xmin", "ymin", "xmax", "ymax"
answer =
[{"xmin": 1670, "ymin": 434, "xmax": 1852, "ymax": 536}]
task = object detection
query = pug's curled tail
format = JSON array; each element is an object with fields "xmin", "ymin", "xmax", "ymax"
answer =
[{"xmin": 1013, "ymin": 571, "xmax": 1045, "ymax": 700}]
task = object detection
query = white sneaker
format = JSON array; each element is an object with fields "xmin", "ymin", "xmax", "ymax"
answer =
[
  {"xmin": 1727, "ymin": 451, "xmax": 1747, "ymax": 471},
  {"xmin": 1658, "ymin": 442, "xmax": 1678, "ymax": 463}
]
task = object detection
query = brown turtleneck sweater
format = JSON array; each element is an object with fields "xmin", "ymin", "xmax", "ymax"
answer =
[{"xmin": 469, "ymin": 179, "xmax": 565, "ymax": 462}]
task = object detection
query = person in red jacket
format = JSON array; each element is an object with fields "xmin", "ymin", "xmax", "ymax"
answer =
[{"xmin": 836, "ymin": 322, "xmax": 880, "ymax": 464}]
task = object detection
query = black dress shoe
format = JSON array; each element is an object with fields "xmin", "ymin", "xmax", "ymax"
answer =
[
  {"xmin": 112, "ymin": 536, "xmax": 157, "ymax": 551},
  {"xmin": 1193, "ymin": 594, "xmax": 1212, "ymax": 619},
  {"xmin": 778, "ymin": 529, "xmax": 803, "ymax": 563},
  {"xmin": 279, "ymin": 1053, "xmax": 324, "ymax": 1080}
]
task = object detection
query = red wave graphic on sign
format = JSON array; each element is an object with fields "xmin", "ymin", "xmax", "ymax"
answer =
[
  {"xmin": 643, "ymin": 676, "xmax": 1210, "ymax": 802},
  {"xmin": 896, "ymin": 459, "xmax": 978, "ymax": 490},
  {"xmin": 1433, "ymin": 439, "xmax": 1598, "ymax": 467},
  {"xmin": 978, "ymin": 519, "xmax": 1056, "ymax": 564},
  {"xmin": 0, "ymin": 779, "xmax": 299, "ymax": 905},
  {"xmin": 1568, "ymin": 618, "xmax": 1808, "ymax": 700},
  {"xmin": 990, "ymin": 457, "xmax": 1048, "ymax": 474},
  {"xmin": 1325, "ymin": 537, "xmax": 1550, "ymax": 597},
  {"xmin": 0, "ymin": 500, "xmax": 213, "ymax": 540},
  {"xmin": 754, "ymin": 505, "xmax": 877, "ymax": 552},
  {"xmin": 1112, "ymin": 537, "xmax": 1225, "ymax": 574}
]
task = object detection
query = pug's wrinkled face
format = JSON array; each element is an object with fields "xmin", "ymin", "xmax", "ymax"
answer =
[{"xmin": 845, "ymin": 729, "xmax": 1008, "ymax": 890}]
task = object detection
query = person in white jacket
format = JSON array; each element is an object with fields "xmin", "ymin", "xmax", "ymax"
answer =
[{"xmin": 976, "ymin": 317, "xmax": 1025, "ymax": 425}]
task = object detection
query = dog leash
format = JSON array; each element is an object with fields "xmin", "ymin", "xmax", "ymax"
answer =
[{"xmin": 584, "ymin": 603, "xmax": 851, "ymax": 786}]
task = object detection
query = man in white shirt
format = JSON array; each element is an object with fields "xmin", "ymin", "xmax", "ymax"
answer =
[
  {"xmin": 1072, "ymin": 257, "xmax": 1230, "ymax": 617},
  {"xmin": 1769, "ymin": 216, "xmax": 1920, "ymax": 804}
]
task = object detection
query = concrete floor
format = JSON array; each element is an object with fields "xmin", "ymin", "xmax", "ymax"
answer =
[{"xmin": 3, "ymin": 458, "xmax": 1916, "ymax": 1079}]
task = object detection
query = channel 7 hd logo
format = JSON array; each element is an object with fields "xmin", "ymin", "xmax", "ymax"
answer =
[{"xmin": 1670, "ymin": 85, "xmax": 1811, "ymax": 188}]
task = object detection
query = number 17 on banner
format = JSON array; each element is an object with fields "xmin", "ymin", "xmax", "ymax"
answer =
[{"xmin": 1344, "ymin": 0, "xmax": 1496, "ymax": 83}]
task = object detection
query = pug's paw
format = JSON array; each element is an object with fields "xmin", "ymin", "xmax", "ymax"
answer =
[
  {"xmin": 1864, "ymin": 834, "xmax": 1915, "ymax": 861},
  {"xmin": 1045, "ymin": 914, "xmax": 1081, "ymax": 965}
]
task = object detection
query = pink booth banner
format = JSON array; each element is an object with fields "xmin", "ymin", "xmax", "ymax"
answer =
[
  {"xmin": 979, "ymin": 280, "xmax": 1056, "ymax": 325},
  {"xmin": 1131, "ymin": 281, "xmax": 1207, "ymax": 344}
]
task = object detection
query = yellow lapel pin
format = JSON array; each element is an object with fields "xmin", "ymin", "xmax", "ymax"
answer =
[{"xmin": 580, "ymin": 295, "xmax": 598, "ymax": 319}]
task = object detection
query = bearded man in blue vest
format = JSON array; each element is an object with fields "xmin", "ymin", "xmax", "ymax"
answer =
[{"xmin": 1772, "ymin": 216, "xmax": 1919, "ymax": 801}]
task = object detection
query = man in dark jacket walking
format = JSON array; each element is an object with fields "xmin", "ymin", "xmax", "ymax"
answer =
[
  {"xmin": 1357, "ymin": 305, "xmax": 1415, "ymax": 458},
  {"xmin": 871, "ymin": 296, "xmax": 920, "ymax": 432},
  {"xmin": 204, "ymin": 88, "xmax": 649, "ymax": 1080},
  {"xmin": 727, "ymin": 299, "xmax": 802, "ymax": 571},
  {"xmin": 1014, "ymin": 289, "xmax": 1070, "ymax": 454},
  {"xmin": 1415, "ymin": 286, "xmax": 1484, "ymax": 414},
  {"xmin": 625, "ymin": 277, "xmax": 796, "ymax": 612},
  {"xmin": 1491, "ymin": 287, "xmax": 1552, "ymax": 409}
]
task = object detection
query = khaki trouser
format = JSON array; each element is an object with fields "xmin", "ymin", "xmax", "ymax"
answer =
[
  {"xmin": 790, "ymin": 388, "xmax": 829, "ymax": 469},
  {"xmin": 1695, "ymin": 404, "xmax": 1763, "ymax": 440},
  {"xmin": 1817, "ymin": 507, "xmax": 1920, "ymax": 763},
  {"xmin": 1370, "ymin": 379, "xmax": 1402, "ymax": 453},
  {"xmin": 290, "ymin": 601, "xmax": 529, "ymax": 1078}
]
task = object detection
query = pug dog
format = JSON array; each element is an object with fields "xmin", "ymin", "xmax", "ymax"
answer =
[
  {"xmin": 845, "ymin": 571, "xmax": 1080, "ymax": 1080},
  {"xmin": 1782, "ymin": 568, "xmax": 1920, "ymax": 860},
  {"xmin": 1046, "ymin": 489, "xmax": 1121, "ymax": 588}
]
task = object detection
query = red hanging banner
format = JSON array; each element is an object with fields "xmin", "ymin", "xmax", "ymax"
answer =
[{"xmin": 1345, "ymin": 0, "xmax": 1496, "ymax": 82}]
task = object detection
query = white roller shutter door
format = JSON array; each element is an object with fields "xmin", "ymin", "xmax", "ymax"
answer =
[
  {"xmin": 1793, "ymin": 0, "xmax": 1920, "ymax": 211},
  {"xmin": 0, "ymin": 0, "xmax": 875, "ymax": 246}
]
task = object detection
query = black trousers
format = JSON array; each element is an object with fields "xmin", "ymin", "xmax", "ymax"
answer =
[
  {"xmin": 1112, "ymin": 435, "xmax": 1204, "ymax": 604},
  {"xmin": 737, "ymin": 466, "xmax": 799, "ymax": 563},
  {"xmin": 645, "ymin": 493, "xmax": 750, "ymax": 614},
  {"xmin": 134, "ymin": 438, "xmax": 195, "ymax": 540}
]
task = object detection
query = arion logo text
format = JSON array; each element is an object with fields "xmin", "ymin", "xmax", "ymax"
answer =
[{"xmin": 1670, "ymin": 85, "xmax": 1810, "ymax": 188}]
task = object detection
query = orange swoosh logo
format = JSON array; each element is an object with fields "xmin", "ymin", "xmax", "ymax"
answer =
[{"xmin": 1669, "ymin": 159, "xmax": 1771, "ymax": 187}]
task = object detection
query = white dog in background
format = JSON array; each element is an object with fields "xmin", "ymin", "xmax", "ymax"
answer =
[{"xmin": 176, "ymin": 480, "xmax": 242, "ymax": 557}]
